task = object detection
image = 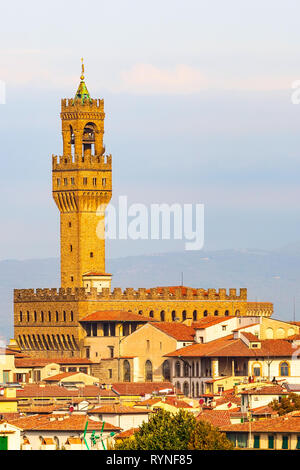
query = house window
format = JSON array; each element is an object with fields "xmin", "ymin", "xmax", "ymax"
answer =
[
  {"xmin": 146, "ymin": 340, "xmax": 150, "ymax": 351},
  {"xmin": 19, "ymin": 311, "xmax": 23, "ymax": 322},
  {"xmin": 102, "ymin": 178, "xmax": 106, "ymax": 188},
  {"xmin": 222, "ymin": 325, "xmax": 227, "ymax": 331},
  {"xmin": 214, "ymin": 310, "xmax": 219, "ymax": 316},
  {"xmin": 83, "ymin": 177, "xmax": 87, "ymax": 185},
  {"xmin": 175, "ymin": 361, "xmax": 181, "ymax": 377},
  {"xmin": 86, "ymin": 348, "xmax": 90, "ymax": 359},
  {"xmin": 68, "ymin": 367, "xmax": 76, "ymax": 372},
  {"xmin": 63, "ymin": 178, "xmax": 68, "ymax": 186},
  {"xmin": 268, "ymin": 435, "xmax": 275, "ymax": 449},
  {"xmin": 108, "ymin": 369, "xmax": 113, "ymax": 379},
  {"xmin": 70, "ymin": 245, "xmax": 73, "ymax": 252},
  {"xmin": 93, "ymin": 177, "xmax": 97, "ymax": 186},
  {"xmin": 253, "ymin": 435, "xmax": 260, "ymax": 449},
  {"xmin": 71, "ymin": 177, "xmax": 75, "ymax": 185},
  {"xmin": 280, "ymin": 362, "xmax": 289, "ymax": 377},
  {"xmin": 108, "ymin": 346, "xmax": 114, "ymax": 358},
  {"xmin": 282, "ymin": 435, "xmax": 289, "ymax": 450},
  {"xmin": 162, "ymin": 360, "xmax": 170, "ymax": 381},
  {"xmin": 90, "ymin": 252, "xmax": 94, "ymax": 258},
  {"xmin": 34, "ymin": 311, "xmax": 37, "ymax": 322},
  {"xmin": 41, "ymin": 311, "xmax": 44, "ymax": 322},
  {"xmin": 123, "ymin": 360, "xmax": 131, "ymax": 382},
  {"xmin": 203, "ymin": 310, "xmax": 208, "ymax": 317},
  {"xmin": 3, "ymin": 371, "xmax": 9, "ymax": 383},
  {"xmin": 57, "ymin": 178, "xmax": 61, "ymax": 187},
  {"xmin": 145, "ymin": 360, "xmax": 153, "ymax": 382},
  {"xmin": 296, "ymin": 436, "xmax": 300, "ymax": 450}
]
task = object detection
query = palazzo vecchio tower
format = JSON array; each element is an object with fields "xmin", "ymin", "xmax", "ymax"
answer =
[{"xmin": 13, "ymin": 63, "xmax": 273, "ymax": 358}]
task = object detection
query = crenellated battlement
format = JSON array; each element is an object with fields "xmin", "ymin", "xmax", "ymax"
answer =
[
  {"xmin": 52, "ymin": 153, "xmax": 112, "ymax": 171},
  {"xmin": 61, "ymin": 97, "xmax": 104, "ymax": 113},
  {"xmin": 14, "ymin": 287, "xmax": 248, "ymax": 303}
]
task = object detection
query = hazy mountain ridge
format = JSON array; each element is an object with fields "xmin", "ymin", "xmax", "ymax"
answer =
[{"xmin": 1, "ymin": 248, "xmax": 299, "ymax": 339}]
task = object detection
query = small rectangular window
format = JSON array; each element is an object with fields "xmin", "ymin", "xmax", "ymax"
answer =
[
  {"xmin": 93, "ymin": 177, "xmax": 97, "ymax": 186},
  {"xmin": 108, "ymin": 369, "xmax": 113, "ymax": 379},
  {"xmin": 83, "ymin": 177, "xmax": 87, "ymax": 185},
  {"xmin": 70, "ymin": 245, "xmax": 72, "ymax": 252},
  {"xmin": 102, "ymin": 178, "xmax": 106, "ymax": 188},
  {"xmin": 57, "ymin": 178, "xmax": 61, "ymax": 187},
  {"xmin": 64, "ymin": 178, "xmax": 68, "ymax": 186},
  {"xmin": 71, "ymin": 177, "xmax": 75, "ymax": 185}
]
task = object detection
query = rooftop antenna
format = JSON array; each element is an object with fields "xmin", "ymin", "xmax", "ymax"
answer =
[{"xmin": 181, "ymin": 272, "xmax": 184, "ymax": 286}]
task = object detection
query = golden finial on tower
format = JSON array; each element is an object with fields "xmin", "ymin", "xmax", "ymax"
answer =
[{"xmin": 80, "ymin": 57, "xmax": 85, "ymax": 81}]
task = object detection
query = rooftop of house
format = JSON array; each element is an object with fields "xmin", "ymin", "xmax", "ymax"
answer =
[
  {"xmin": 239, "ymin": 385, "xmax": 288, "ymax": 396},
  {"xmin": 192, "ymin": 316, "xmax": 235, "ymax": 329},
  {"xmin": 165, "ymin": 334, "xmax": 298, "ymax": 358},
  {"xmin": 116, "ymin": 427, "xmax": 139, "ymax": 439},
  {"xmin": 152, "ymin": 322, "xmax": 195, "ymax": 341},
  {"xmin": 7, "ymin": 413, "xmax": 120, "ymax": 432},
  {"xmin": 88, "ymin": 404, "xmax": 150, "ymax": 414},
  {"xmin": 43, "ymin": 372, "xmax": 92, "ymax": 383},
  {"xmin": 220, "ymin": 411, "xmax": 300, "ymax": 433},
  {"xmin": 15, "ymin": 357, "xmax": 92, "ymax": 368},
  {"xmin": 111, "ymin": 382, "xmax": 181, "ymax": 397},
  {"xmin": 197, "ymin": 409, "xmax": 232, "ymax": 427},
  {"xmin": 80, "ymin": 310, "xmax": 156, "ymax": 323},
  {"xmin": 16, "ymin": 384, "xmax": 117, "ymax": 398}
]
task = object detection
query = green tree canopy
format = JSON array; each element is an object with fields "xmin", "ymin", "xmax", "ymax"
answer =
[
  {"xmin": 114, "ymin": 409, "xmax": 233, "ymax": 450},
  {"xmin": 187, "ymin": 420, "xmax": 234, "ymax": 450},
  {"xmin": 270, "ymin": 393, "xmax": 300, "ymax": 415}
]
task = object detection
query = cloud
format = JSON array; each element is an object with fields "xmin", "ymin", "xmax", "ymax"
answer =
[{"xmin": 115, "ymin": 63, "xmax": 295, "ymax": 94}]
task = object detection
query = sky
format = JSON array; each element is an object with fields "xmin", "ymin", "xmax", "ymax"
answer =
[{"xmin": 1, "ymin": 0, "xmax": 300, "ymax": 259}]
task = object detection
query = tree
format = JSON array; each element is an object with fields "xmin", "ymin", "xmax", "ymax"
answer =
[
  {"xmin": 187, "ymin": 420, "xmax": 234, "ymax": 450},
  {"xmin": 270, "ymin": 393, "xmax": 300, "ymax": 415},
  {"xmin": 114, "ymin": 409, "xmax": 196, "ymax": 450},
  {"xmin": 114, "ymin": 409, "xmax": 233, "ymax": 450}
]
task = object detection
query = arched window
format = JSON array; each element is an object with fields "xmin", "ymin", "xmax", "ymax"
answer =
[
  {"xmin": 193, "ymin": 310, "xmax": 197, "ymax": 321},
  {"xmin": 149, "ymin": 310, "xmax": 154, "ymax": 318},
  {"xmin": 55, "ymin": 311, "xmax": 59, "ymax": 322},
  {"xmin": 172, "ymin": 311, "xmax": 176, "ymax": 321},
  {"xmin": 162, "ymin": 360, "xmax": 170, "ymax": 381},
  {"xmin": 160, "ymin": 311, "xmax": 165, "ymax": 321},
  {"xmin": 196, "ymin": 362, "xmax": 199, "ymax": 377},
  {"xmin": 41, "ymin": 311, "xmax": 44, "ymax": 322},
  {"xmin": 235, "ymin": 310, "xmax": 240, "ymax": 316},
  {"xmin": 145, "ymin": 360, "xmax": 153, "ymax": 382},
  {"xmin": 183, "ymin": 382, "xmax": 189, "ymax": 397},
  {"xmin": 176, "ymin": 381, "xmax": 181, "ymax": 391},
  {"xmin": 252, "ymin": 363, "xmax": 262, "ymax": 377},
  {"xmin": 280, "ymin": 362, "xmax": 289, "ymax": 377},
  {"xmin": 192, "ymin": 361, "xmax": 195, "ymax": 377},
  {"xmin": 27, "ymin": 311, "xmax": 30, "ymax": 322},
  {"xmin": 192, "ymin": 382, "xmax": 195, "ymax": 398},
  {"xmin": 138, "ymin": 310, "xmax": 143, "ymax": 315},
  {"xmin": 123, "ymin": 360, "xmax": 131, "ymax": 382},
  {"xmin": 184, "ymin": 362, "xmax": 190, "ymax": 377},
  {"xmin": 48, "ymin": 311, "xmax": 51, "ymax": 322},
  {"xmin": 214, "ymin": 310, "xmax": 219, "ymax": 316},
  {"xmin": 182, "ymin": 310, "xmax": 187, "ymax": 321},
  {"xmin": 175, "ymin": 361, "xmax": 181, "ymax": 377},
  {"xmin": 225, "ymin": 310, "xmax": 229, "ymax": 316},
  {"xmin": 70, "ymin": 311, "xmax": 74, "ymax": 322},
  {"xmin": 203, "ymin": 310, "xmax": 208, "ymax": 317},
  {"xmin": 196, "ymin": 382, "xmax": 199, "ymax": 397}
]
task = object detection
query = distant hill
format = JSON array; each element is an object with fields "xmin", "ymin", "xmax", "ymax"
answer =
[{"xmin": 1, "ymin": 248, "xmax": 300, "ymax": 339}]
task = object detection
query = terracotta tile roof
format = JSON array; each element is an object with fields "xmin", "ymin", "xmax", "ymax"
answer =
[
  {"xmin": 240, "ymin": 385, "xmax": 288, "ymax": 396},
  {"xmin": 18, "ymin": 405, "xmax": 63, "ymax": 414},
  {"xmin": 88, "ymin": 404, "xmax": 150, "ymax": 414},
  {"xmin": 112, "ymin": 382, "xmax": 181, "ymax": 397},
  {"xmin": 220, "ymin": 411, "xmax": 300, "ymax": 433},
  {"xmin": 241, "ymin": 332, "xmax": 260, "ymax": 342},
  {"xmin": 8, "ymin": 413, "xmax": 120, "ymax": 431},
  {"xmin": 80, "ymin": 310, "xmax": 156, "ymax": 323},
  {"xmin": 192, "ymin": 317, "xmax": 235, "ymax": 329},
  {"xmin": 152, "ymin": 322, "xmax": 195, "ymax": 341},
  {"xmin": 214, "ymin": 392, "xmax": 241, "ymax": 408},
  {"xmin": 116, "ymin": 427, "xmax": 139, "ymax": 439},
  {"xmin": 135, "ymin": 398, "xmax": 161, "ymax": 407},
  {"xmin": 161, "ymin": 397, "xmax": 193, "ymax": 409},
  {"xmin": 165, "ymin": 335, "xmax": 297, "ymax": 358},
  {"xmin": 15, "ymin": 357, "xmax": 92, "ymax": 368},
  {"xmin": 197, "ymin": 410, "xmax": 232, "ymax": 427},
  {"xmin": 232, "ymin": 323, "xmax": 260, "ymax": 332},
  {"xmin": 0, "ymin": 348, "xmax": 24, "ymax": 356},
  {"xmin": 16, "ymin": 384, "xmax": 117, "ymax": 398},
  {"xmin": 251, "ymin": 405, "xmax": 278, "ymax": 416},
  {"xmin": 44, "ymin": 372, "xmax": 80, "ymax": 382}
]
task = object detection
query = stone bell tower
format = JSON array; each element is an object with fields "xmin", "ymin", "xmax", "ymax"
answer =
[{"xmin": 52, "ymin": 60, "xmax": 112, "ymax": 288}]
